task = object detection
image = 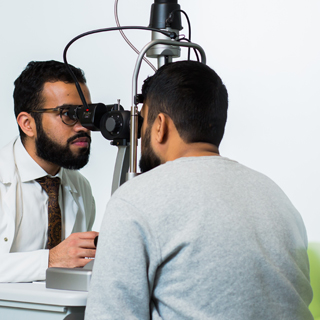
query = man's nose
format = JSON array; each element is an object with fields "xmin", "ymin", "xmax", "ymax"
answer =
[{"xmin": 73, "ymin": 120, "xmax": 90, "ymax": 133}]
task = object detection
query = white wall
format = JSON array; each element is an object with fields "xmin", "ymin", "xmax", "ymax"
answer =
[{"xmin": 0, "ymin": 1, "xmax": 319, "ymax": 240}]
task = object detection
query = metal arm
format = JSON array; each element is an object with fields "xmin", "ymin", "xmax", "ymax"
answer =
[
  {"xmin": 128, "ymin": 39, "xmax": 206, "ymax": 178},
  {"xmin": 111, "ymin": 144, "xmax": 130, "ymax": 194}
]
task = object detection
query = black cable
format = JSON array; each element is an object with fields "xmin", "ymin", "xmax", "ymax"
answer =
[
  {"xmin": 114, "ymin": 0, "xmax": 157, "ymax": 72},
  {"xmin": 178, "ymin": 37, "xmax": 200, "ymax": 62},
  {"xmin": 63, "ymin": 26, "xmax": 178, "ymax": 108},
  {"xmin": 165, "ymin": 9, "xmax": 192, "ymax": 60}
]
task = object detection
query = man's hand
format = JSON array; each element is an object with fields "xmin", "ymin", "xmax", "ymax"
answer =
[{"xmin": 48, "ymin": 231, "xmax": 99, "ymax": 268}]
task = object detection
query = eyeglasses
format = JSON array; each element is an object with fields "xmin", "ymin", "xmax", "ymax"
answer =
[{"xmin": 31, "ymin": 106, "xmax": 78, "ymax": 126}]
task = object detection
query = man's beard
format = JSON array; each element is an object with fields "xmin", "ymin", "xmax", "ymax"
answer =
[
  {"xmin": 139, "ymin": 126, "xmax": 161, "ymax": 173},
  {"xmin": 35, "ymin": 122, "xmax": 91, "ymax": 170}
]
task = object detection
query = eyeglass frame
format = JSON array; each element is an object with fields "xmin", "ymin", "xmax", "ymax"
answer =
[{"xmin": 30, "ymin": 106, "xmax": 78, "ymax": 126}]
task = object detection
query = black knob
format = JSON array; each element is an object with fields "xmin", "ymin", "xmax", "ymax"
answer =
[
  {"xmin": 106, "ymin": 117, "xmax": 117, "ymax": 132},
  {"xmin": 94, "ymin": 236, "xmax": 98, "ymax": 248}
]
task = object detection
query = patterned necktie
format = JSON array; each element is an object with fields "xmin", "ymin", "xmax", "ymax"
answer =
[{"xmin": 36, "ymin": 176, "xmax": 61, "ymax": 249}]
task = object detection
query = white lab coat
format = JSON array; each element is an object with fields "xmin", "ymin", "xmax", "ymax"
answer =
[{"xmin": 0, "ymin": 138, "xmax": 95, "ymax": 282}]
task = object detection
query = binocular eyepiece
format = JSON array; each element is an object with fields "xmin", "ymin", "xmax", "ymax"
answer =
[{"xmin": 66, "ymin": 103, "xmax": 143, "ymax": 141}]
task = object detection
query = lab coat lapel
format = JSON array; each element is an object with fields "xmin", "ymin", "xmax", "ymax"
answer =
[
  {"xmin": 59, "ymin": 169, "xmax": 89, "ymax": 237},
  {"xmin": 0, "ymin": 139, "xmax": 22, "ymax": 250},
  {"xmin": 3, "ymin": 176, "xmax": 22, "ymax": 250},
  {"xmin": 63, "ymin": 187, "xmax": 79, "ymax": 237}
]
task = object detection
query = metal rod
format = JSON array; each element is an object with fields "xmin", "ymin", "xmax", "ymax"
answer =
[
  {"xmin": 129, "ymin": 39, "xmax": 206, "ymax": 174},
  {"xmin": 129, "ymin": 105, "xmax": 139, "ymax": 173},
  {"xmin": 131, "ymin": 39, "xmax": 206, "ymax": 107}
]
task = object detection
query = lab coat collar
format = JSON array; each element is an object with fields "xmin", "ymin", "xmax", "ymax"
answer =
[
  {"xmin": 14, "ymin": 137, "xmax": 49, "ymax": 182},
  {"xmin": 9, "ymin": 137, "xmax": 79, "ymax": 195},
  {"xmin": 0, "ymin": 137, "xmax": 19, "ymax": 184}
]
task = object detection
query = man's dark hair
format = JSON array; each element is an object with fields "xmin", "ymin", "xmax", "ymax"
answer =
[
  {"xmin": 13, "ymin": 60, "xmax": 86, "ymax": 141},
  {"xmin": 141, "ymin": 60, "xmax": 228, "ymax": 147}
]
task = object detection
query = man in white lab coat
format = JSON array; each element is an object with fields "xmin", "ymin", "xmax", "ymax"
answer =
[{"xmin": 0, "ymin": 60, "xmax": 98, "ymax": 282}]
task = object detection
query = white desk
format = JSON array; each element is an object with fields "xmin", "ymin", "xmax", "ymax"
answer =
[{"xmin": 0, "ymin": 282, "xmax": 87, "ymax": 320}]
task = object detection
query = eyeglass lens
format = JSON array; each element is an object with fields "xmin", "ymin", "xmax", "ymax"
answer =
[{"xmin": 60, "ymin": 108, "xmax": 78, "ymax": 126}]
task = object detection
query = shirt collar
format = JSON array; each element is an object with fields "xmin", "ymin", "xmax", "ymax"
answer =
[{"xmin": 14, "ymin": 137, "xmax": 64, "ymax": 182}]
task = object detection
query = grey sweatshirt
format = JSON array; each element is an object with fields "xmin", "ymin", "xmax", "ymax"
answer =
[{"xmin": 85, "ymin": 156, "xmax": 313, "ymax": 320}]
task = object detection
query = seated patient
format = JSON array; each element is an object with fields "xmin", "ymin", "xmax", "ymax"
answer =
[
  {"xmin": 0, "ymin": 61, "xmax": 98, "ymax": 282},
  {"xmin": 85, "ymin": 61, "xmax": 312, "ymax": 320}
]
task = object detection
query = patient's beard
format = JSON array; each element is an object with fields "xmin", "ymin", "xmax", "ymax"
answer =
[{"xmin": 139, "ymin": 126, "xmax": 161, "ymax": 173}]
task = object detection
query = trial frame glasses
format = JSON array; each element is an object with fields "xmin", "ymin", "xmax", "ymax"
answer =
[{"xmin": 31, "ymin": 106, "xmax": 78, "ymax": 126}]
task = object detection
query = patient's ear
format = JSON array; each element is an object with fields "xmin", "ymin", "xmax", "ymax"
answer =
[
  {"xmin": 154, "ymin": 113, "xmax": 168, "ymax": 144},
  {"xmin": 17, "ymin": 112, "xmax": 36, "ymax": 138}
]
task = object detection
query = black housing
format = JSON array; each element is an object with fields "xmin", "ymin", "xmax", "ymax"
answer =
[
  {"xmin": 66, "ymin": 103, "xmax": 142, "ymax": 142},
  {"xmin": 149, "ymin": 0, "xmax": 182, "ymax": 30}
]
